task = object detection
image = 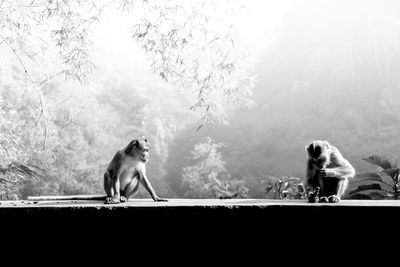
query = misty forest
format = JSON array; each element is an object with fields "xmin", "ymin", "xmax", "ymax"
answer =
[{"xmin": 1, "ymin": 0, "xmax": 400, "ymax": 201}]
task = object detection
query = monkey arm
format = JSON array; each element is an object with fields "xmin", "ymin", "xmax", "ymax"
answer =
[
  {"xmin": 306, "ymin": 160, "xmax": 319, "ymax": 188},
  {"xmin": 138, "ymin": 167, "xmax": 167, "ymax": 202},
  {"xmin": 306, "ymin": 160, "xmax": 314, "ymax": 179},
  {"xmin": 323, "ymin": 165, "xmax": 355, "ymax": 179},
  {"xmin": 137, "ymin": 167, "xmax": 158, "ymax": 199}
]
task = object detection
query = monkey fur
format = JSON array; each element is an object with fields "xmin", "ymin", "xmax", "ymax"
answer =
[
  {"xmin": 103, "ymin": 136, "xmax": 167, "ymax": 204},
  {"xmin": 305, "ymin": 140, "xmax": 355, "ymax": 203}
]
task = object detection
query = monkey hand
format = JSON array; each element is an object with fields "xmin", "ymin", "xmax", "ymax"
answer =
[
  {"xmin": 317, "ymin": 169, "xmax": 337, "ymax": 177},
  {"xmin": 153, "ymin": 196, "xmax": 168, "ymax": 202}
]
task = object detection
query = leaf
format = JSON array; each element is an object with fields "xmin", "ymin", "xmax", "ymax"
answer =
[
  {"xmin": 347, "ymin": 190, "xmax": 388, "ymax": 200},
  {"xmin": 287, "ymin": 177, "xmax": 302, "ymax": 183},
  {"xmin": 297, "ymin": 184, "xmax": 306, "ymax": 193},
  {"xmin": 352, "ymin": 172, "xmax": 387, "ymax": 184},
  {"xmin": 362, "ymin": 155, "xmax": 398, "ymax": 169},
  {"xmin": 283, "ymin": 181, "xmax": 289, "ymax": 190},
  {"xmin": 211, "ymin": 176, "xmax": 222, "ymax": 186},
  {"xmin": 380, "ymin": 168, "xmax": 399, "ymax": 180},
  {"xmin": 346, "ymin": 193, "xmax": 373, "ymax": 200},
  {"xmin": 367, "ymin": 191, "xmax": 388, "ymax": 200},
  {"xmin": 348, "ymin": 183, "xmax": 383, "ymax": 195},
  {"xmin": 264, "ymin": 185, "xmax": 273, "ymax": 194}
]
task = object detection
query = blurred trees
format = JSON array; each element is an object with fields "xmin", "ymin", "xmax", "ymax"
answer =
[{"xmin": 181, "ymin": 137, "xmax": 248, "ymax": 198}]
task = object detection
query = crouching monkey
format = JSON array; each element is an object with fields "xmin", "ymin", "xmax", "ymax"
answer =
[
  {"xmin": 104, "ymin": 136, "xmax": 167, "ymax": 204},
  {"xmin": 305, "ymin": 140, "xmax": 355, "ymax": 203}
]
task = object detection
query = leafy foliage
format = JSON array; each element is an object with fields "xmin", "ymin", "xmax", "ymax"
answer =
[
  {"xmin": 261, "ymin": 176, "xmax": 306, "ymax": 200},
  {"xmin": 348, "ymin": 155, "xmax": 400, "ymax": 199},
  {"xmin": 206, "ymin": 174, "xmax": 249, "ymax": 199}
]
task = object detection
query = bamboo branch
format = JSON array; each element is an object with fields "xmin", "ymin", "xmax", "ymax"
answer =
[{"xmin": 0, "ymin": 33, "xmax": 48, "ymax": 149}]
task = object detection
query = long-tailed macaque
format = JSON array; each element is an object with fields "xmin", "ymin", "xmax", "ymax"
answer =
[
  {"xmin": 305, "ymin": 140, "xmax": 355, "ymax": 203},
  {"xmin": 103, "ymin": 136, "xmax": 167, "ymax": 204}
]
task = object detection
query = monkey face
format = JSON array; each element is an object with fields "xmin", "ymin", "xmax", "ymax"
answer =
[
  {"xmin": 139, "ymin": 147, "xmax": 150, "ymax": 163},
  {"xmin": 306, "ymin": 140, "xmax": 331, "ymax": 169},
  {"xmin": 129, "ymin": 136, "xmax": 151, "ymax": 163}
]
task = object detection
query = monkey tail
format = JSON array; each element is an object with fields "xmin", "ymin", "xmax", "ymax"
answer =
[{"xmin": 27, "ymin": 195, "xmax": 107, "ymax": 201}]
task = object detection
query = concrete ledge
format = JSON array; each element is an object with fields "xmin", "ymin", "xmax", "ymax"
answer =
[
  {"xmin": 1, "ymin": 199, "xmax": 398, "ymax": 244},
  {"xmin": 4, "ymin": 198, "xmax": 400, "ymax": 207}
]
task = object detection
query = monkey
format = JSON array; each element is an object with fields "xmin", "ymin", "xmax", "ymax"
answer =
[
  {"xmin": 103, "ymin": 136, "xmax": 167, "ymax": 204},
  {"xmin": 27, "ymin": 137, "xmax": 168, "ymax": 204},
  {"xmin": 305, "ymin": 140, "xmax": 355, "ymax": 203}
]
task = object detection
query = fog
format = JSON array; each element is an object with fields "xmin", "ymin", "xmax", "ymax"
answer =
[
  {"xmin": 1, "ymin": 0, "xmax": 400, "ymax": 200},
  {"xmin": 164, "ymin": 0, "xmax": 400, "ymax": 197}
]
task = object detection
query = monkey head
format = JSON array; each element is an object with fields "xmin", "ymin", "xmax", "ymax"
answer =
[
  {"xmin": 305, "ymin": 140, "xmax": 332, "ymax": 169},
  {"xmin": 125, "ymin": 136, "xmax": 152, "ymax": 163}
]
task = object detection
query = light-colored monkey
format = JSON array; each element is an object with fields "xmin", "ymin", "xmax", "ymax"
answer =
[
  {"xmin": 27, "ymin": 137, "xmax": 167, "ymax": 204},
  {"xmin": 305, "ymin": 140, "xmax": 355, "ymax": 203},
  {"xmin": 103, "ymin": 136, "xmax": 167, "ymax": 204}
]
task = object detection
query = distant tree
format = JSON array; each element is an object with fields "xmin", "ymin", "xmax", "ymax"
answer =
[{"xmin": 181, "ymin": 137, "xmax": 249, "ymax": 198}]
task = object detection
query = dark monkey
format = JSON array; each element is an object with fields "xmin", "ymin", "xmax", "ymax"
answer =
[
  {"xmin": 103, "ymin": 136, "xmax": 167, "ymax": 204},
  {"xmin": 305, "ymin": 140, "xmax": 355, "ymax": 203}
]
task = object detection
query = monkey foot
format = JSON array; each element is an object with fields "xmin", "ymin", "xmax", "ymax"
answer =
[
  {"xmin": 104, "ymin": 197, "xmax": 121, "ymax": 205},
  {"xmin": 328, "ymin": 195, "xmax": 340, "ymax": 203},
  {"xmin": 308, "ymin": 195, "xmax": 319, "ymax": 203},
  {"xmin": 318, "ymin": 196, "xmax": 329, "ymax": 203},
  {"xmin": 153, "ymin": 197, "xmax": 168, "ymax": 202},
  {"xmin": 120, "ymin": 196, "xmax": 127, "ymax": 203}
]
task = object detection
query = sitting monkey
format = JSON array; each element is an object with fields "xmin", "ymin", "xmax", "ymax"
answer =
[
  {"xmin": 305, "ymin": 140, "xmax": 355, "ymax": 203},
  {"xmin": 103, "ymin": 136, "xmax": 167, "ymax": 204}
]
